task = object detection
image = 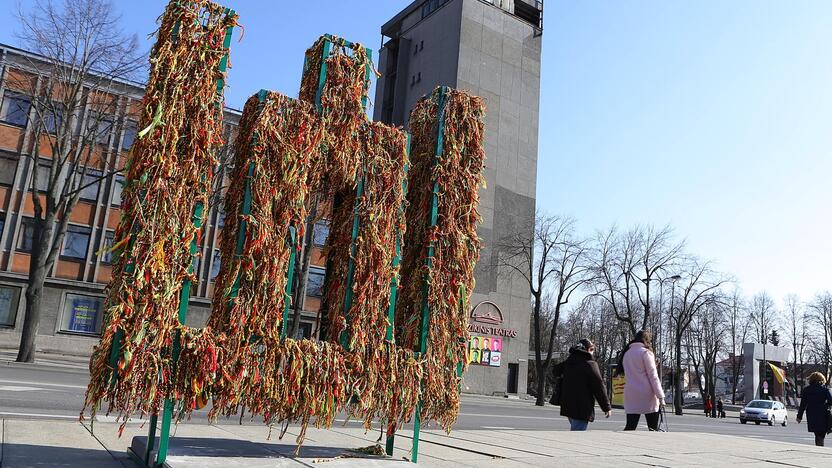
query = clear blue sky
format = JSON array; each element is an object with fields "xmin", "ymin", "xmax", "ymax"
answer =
[{"xmin": 2, "ymin": 1, "xmax": 830, "ymax": 303}]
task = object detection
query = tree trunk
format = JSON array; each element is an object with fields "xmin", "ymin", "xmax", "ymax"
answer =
[
  {"xmin": 289, "ymin": 202, "xmax": 318, "ymax": 339},
  {"xmin": 730, "ymin": 356, "xmax": 740, "ymax": 405},
  {"xmin": 535, "ymin": 361, "xmax": 546, "ymax": 406},
  {"xmin": 674, "ymin": 335, "xmax": 683, "ymax": 415},
  {"xmin": 16, "ymin": 220, "xmax": 51, "ymax": 363}
]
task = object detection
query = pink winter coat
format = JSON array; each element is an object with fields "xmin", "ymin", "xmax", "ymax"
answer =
[{"xmin": 622, "ymin": 343, "xmax": 665, "ymax": 414}]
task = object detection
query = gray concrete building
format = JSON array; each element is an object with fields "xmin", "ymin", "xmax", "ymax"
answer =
[{"xmin": 374, "ymin": 0, "xmax": 543, "ymax": 396}]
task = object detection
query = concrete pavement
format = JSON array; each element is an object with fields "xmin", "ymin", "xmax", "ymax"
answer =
[{"xmin": 3, "ymin": 417, "xmax": 832, "ymax": 467}]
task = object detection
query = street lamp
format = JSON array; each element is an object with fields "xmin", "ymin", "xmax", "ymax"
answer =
[{"xmin": 642, "ymin": 274, "xmax": 682, "ymax": 406}]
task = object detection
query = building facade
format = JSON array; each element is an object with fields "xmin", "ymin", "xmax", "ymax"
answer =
[
  {"xmin": 0, "ymin": 44, "xmax": 326, "ymax": 356},
  {"xmin": 374, "ymin": 0, "xmax": 543, "ymax": 396}
]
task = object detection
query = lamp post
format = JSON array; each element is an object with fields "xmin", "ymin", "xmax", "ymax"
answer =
[{"xmin": 642, "ymin": 274, "xmax": 682, "ymax": 405}]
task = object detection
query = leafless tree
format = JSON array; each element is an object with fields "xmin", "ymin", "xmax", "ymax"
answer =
[
  {"xmin": 688, "ymin": 300, "xmax": 728, "ymax": 416},
  {"xmin": 12, "ymin": 0, "xmax": 144, "ymax": 362},
  {"xmin": 668, "ymin": 258, "xmax": 729, "ymax": 414},
  {"xmin": 726, "ymin": 289, "xmax": 749, "ymax": 403},
  {"xmin": 784, "ymin": 294, "xmax": 808, "ymax": 389},
  {"xmin": 497, "ymin": 213, "xmax": 592, "ymax": 406},
  {"xmin": 808, "ymin": 292, "xmax": 832, "ymax": 379},
  {"xmin": 591, "ymin": 225, "xmax": 683, "ymax": 337},
  {"xmin": 748, "ymin": 292, "xmax": 778, "ymax": 345}
]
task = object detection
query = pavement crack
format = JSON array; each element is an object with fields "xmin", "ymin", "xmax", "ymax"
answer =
[{"xmin": 80, "ymin": 420, "xmax": 131, "ymax": 467}]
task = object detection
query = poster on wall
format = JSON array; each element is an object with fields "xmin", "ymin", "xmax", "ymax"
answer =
[
  {"xmin": 67, "ymin": 296, "xmax": 100, "ymax": 333},
  {"xmin": 467, "ymin": 335, "xmax": 502, "ymax": 367}
]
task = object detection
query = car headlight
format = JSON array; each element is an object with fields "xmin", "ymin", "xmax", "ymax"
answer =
[{"xmin": 740, "ymin": 409, "xmax": 745, "ymax": 415}]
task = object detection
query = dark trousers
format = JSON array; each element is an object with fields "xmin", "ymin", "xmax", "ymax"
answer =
[
  {"xmin": 815, "ymin": 431, "xmax": 826, "ymax": 447},
  {"xmin": 624, "ymin": 412, "xmax": 660, "ymax": 431}
]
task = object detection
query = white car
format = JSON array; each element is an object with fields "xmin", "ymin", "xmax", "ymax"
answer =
[{"xmin": 739, "ymin": 400, "xmax": 788, "ymax": 426}]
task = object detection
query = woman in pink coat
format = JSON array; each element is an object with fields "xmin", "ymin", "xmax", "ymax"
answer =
[{"xmin": 619, "ymin": 330, "xmax": 665, "ymax": 431}]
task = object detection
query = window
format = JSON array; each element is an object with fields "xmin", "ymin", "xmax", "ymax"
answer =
[
  {"xmin": 33, "ymin": 165, "xmax": 51, "ymax": 192},
  {"xmin": 295, "ymin": 322, "xmax": 313, "ymax": 340},
  {"xmin": 312, "ymin": 221, "xmax": 329, "ymax": 247},
  {"xmin": 78, "ymin": 170, "xmax": 101, "ymax": 201},
  {"xmin": 111, "ymin": 175, "xmax": 125, "ymax": 206},
  {"xmin": 216, "ymin": 205, "xmax": 226, "ymax": 228},
  {"xmin": 306, "ymin": 267, "xmax": 326, "ymax": 297},
  {"xmin": 0, "ymin": 215, "xmax": 5, "ymax": 240},
  {"xmin": 101, "ymin": 230, "xmax": 115, "ymax": 264},
  {"xmin": 0, "ymin": 93, "xmax": 31, "ymax": 127},
  {"xmin": 0, "ymin": 285, "xmax": 21, "ymax": 327},
  {"xmin": 61, "ymin": 224, "xmax": 91, "ymax": 260},
  {"xmin": 59, "ymin": 293, "xmax": 103, "ymax": 335},
  {"xmin": 85, "ymin": 111, "xmax": 114, "ymax": 145},
  {"xmin": 44, "ymin": 106, "xmax": 64, "ymax": 134},
  {"xmin": 0, "ymin": 157, "xmax": 16, "ymax": 185},
  {"xmin": 210, "ymin": 249, "xmax": 222, "ymax": 280},
  {"xmin": 17, "ymin": 218, "xmax": 34, "ymax": 252},
  {"xmin": 421, "ymin": 0, "xmax": 449, "ymax": 18},
  {"xmin": 122, "ymin": 120, "xmax": 137, "ymax": 150}
]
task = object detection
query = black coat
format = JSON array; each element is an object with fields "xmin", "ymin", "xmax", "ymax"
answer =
[
  {"xmin": 552, "ymin": 347, "xmax": 611, "ymax": 422},
  {"xmin": 797, "ymin": 383, "xmax": 832, "ymax": 433}
]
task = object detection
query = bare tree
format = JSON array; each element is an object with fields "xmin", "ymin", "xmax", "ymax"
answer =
[
  {"xmin": 498, "ymin": 213, "xmax": 592, "ymax": 406},
  {"xmin": 748, "ymin": 292, "xmax": 778, "ymax": 345},
  {"xmin": 726, "ymin": 289, "xmax": 749, "ymax": 403},
  {"xmin": 784, "ymin": 294, "xmax": 808, "ymax": 389},
  {"xmin": 591, "ymin": 225, "xmax": 683, "ymax": 337},
  {"xmin": 688, "ymin": 300, "xmax": 727, "ymax": 416},
  {"xmin": 809, "ymin": 292, "xmax": 832, "ymax": 379},
  {"xmin": 12, "ymin": 0, "xmax": 144, "ymax": 362},
  {"xmin": 669, "ymin": 258, "xmax": 728, "ymax": 415}
]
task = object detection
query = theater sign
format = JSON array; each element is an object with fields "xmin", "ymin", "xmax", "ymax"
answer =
[
  {"xmin": 466, "ymin": 301, "xmax": 518, "ymax": 367},
  {"xmin": 467, "ymin": 301, "xmax": 518, "ymax": 338}
]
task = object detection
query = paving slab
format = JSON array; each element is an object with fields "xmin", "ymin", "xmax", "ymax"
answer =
[{"xmin": 2, "ymin": 419, "xmax": 120, "ymax": 467}]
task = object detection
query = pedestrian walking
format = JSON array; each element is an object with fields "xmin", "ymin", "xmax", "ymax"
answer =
[
  {"xmin": 618, "ymin": 330, "xmax": 665, "ymax": 431},
  {"xmin": 704, "ymin": 397, "xmax": 712, "ymax": 417},
  {"xmin": 796, "ymin": 372, "xmax": 832, "ymax": 447},
  {"xmin": 716, "ymin": 398, "xmax": 726, "ymax": 418},
  {"xmin": 551, "ymin": 339, "xmax": 612, "ymax": 431}
]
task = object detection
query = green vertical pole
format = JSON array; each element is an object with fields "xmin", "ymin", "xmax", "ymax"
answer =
[
  {"xmin": 411, "ymin": 87, "xmax": 447, "ymax": 464},
  {"xmin": 338, "ymin": 177, "xmax": 364, "ymax": 350},
  {"xmin": 385, "ymin": 134, "xmax": 410, "ymax": 457},
  {"xmin": 153, "ymin": 10, "xmax": 235, "ymax": 467},
  {"xmin": 280, "ymin": 226, "xmax": 297, "ymax": 339}
]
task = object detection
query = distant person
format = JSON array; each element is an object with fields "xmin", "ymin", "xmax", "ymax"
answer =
[
  {"xmin": 704, "ymin": 397, "xmax": 712, "ymax": 417},
  {"xmin": 797, "ymin": 372, "xmax": 832, "ymax": 447},
  {"xmin": 551, "ymin": 339, "xmax": 612, "ymax": 431},
  {"xmin": 717, "ymin": 398, "xmax": 726, "ymax": 418},
  {"xmin": 618, "ymin": 330, "xmax": 665, "ymax": 431}
]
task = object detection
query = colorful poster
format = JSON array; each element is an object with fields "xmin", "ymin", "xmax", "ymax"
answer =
[
  {"xmin": 467, "ymin": 335, "xmax": 502, "ymax": 367},
  {"xmin": 67, "ymin": 297, "xmax": 100, "ymax": 333}
]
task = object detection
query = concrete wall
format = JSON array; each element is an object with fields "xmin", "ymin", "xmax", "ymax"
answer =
[
  {"xmin": 742, "ymin": 342, "xmax": 791, "ymax": 402},
  {"xmin": 375, "ymin": 0, "xmax": 541, "ymax": 396}
]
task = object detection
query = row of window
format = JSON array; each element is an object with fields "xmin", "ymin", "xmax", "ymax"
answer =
[
  {"xmin": 0, "ymin": 285, "xmax": 102, "ymax": 334},
  {"xmin": 0, "ymin": 92, "xmax": 137, "ymax": 149},
  {"xmin": 0, "ymin": 214, "xmax": 330, "ymax": 293},
  {"xmin": 0, "ymin": 284, "xmax": 318, "ymax": 338},
  {"xmin": 0, "ymin": 156, "xmax": 125, "ymax": 205}
]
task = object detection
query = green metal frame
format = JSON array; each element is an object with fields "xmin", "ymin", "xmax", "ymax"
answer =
[
  {"xmin": 134, "ymin": 9, "xmax": 236, "ymax": 467},
  {"xmin": 385, "ymin": 133, "xmax": 410, "ymax": 457},
  {"xmin": 311, "ymin": 34, "xmax": 373, "ymax": 350},
  {"xmin": 410, "ymin": 87, "xmax": 447, "ymax": 464}
]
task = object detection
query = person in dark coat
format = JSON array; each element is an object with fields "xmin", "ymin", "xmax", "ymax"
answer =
[
  {"xmin": 552, "ymin": 339, "xmax": 612, "ymax": 431},
  {"xmin": 797, "ymin": 372, "xmax": 832, "ymax": 446},
  {"xmin": 716, "ymin": 398, "xmax": 726, "ymax": 418}
]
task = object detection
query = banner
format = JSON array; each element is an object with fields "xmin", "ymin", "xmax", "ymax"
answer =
[{"xmin": 612, "ymin": 375, "xmax": 626, "ymax": 407}]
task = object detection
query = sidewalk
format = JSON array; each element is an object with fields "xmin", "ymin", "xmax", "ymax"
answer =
[
  {"xmin": 3, "ymin": 417, "xmax": 832, "ymax": 467},
  {"xmin": 0, "ymin": 349, "xmax": 90, "ymax": 371}
]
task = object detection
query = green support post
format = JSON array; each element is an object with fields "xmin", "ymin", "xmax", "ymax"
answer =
[
  {"xmin": 149, "ymin": 10, "xmax": 235, "ymax": 467},
  {"xmin": 312, "ymin": 35, "xmax": 373, "ymax": 350},
  {"xmin": 280, "ymin": 226, "xmax": 298, "ymax": 339},
  {"xmin": 411, "ymin": 87, "xmax": 447, "ymax": 464},
  {"xmin": 385, "ymin": 133, "xmax": 410, "ymax": 457}
]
